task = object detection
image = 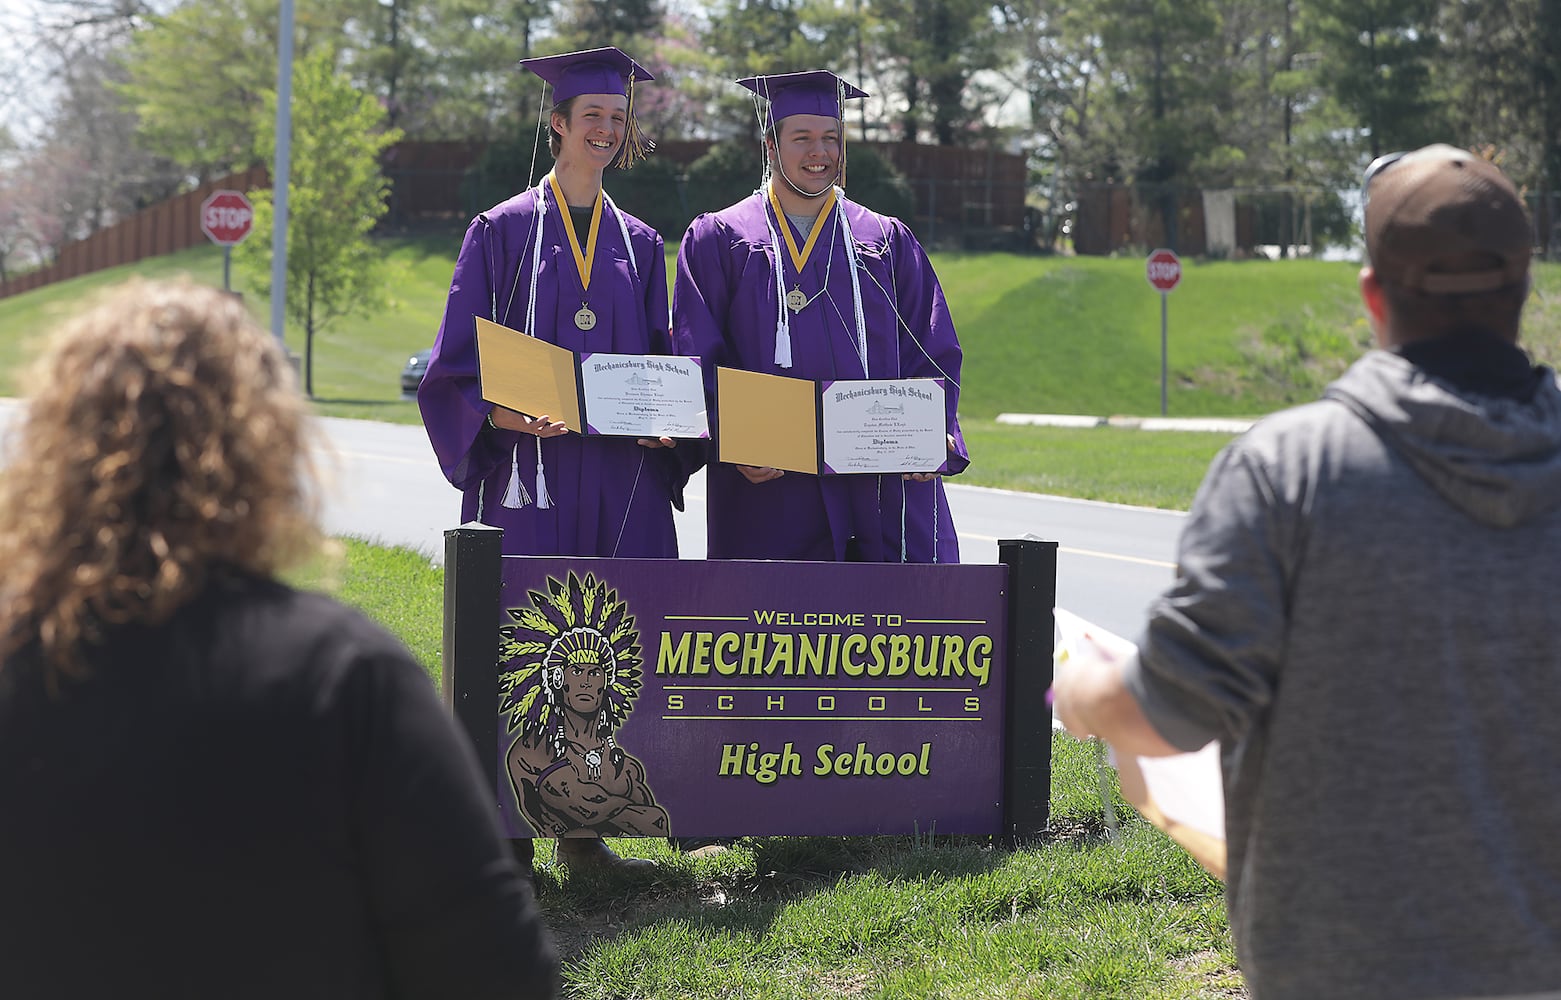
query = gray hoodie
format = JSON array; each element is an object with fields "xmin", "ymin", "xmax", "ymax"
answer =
[{"xmin": 1127, "ymin": 344, "xmax": 1561, "ymax": 1000}]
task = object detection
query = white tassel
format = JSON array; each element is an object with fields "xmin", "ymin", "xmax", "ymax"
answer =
[
  {"xmin": 504, "ymin": 180, "xmax": 550, "ymax": 513},
  {"xmin": 534, "ymin": 437, "xmax": 552, "ymax": 510},
  {"xmin": 763, "ymin": 206, "xmax": 793, "ymax": 369},
  {"xmin": 603, "ymin": 191, "xmax": 639, "ymax": 281},
  {"xmin": 501, "ymin": 442, "xmax": 530, "ymax": 509},
  {"xmin": 839, "ymin": 188, "xmax": 869, "ymax": 374},
  {"xmin": 775, "ymin": 321, "xmax": 792, "ymax": 368},
  {"xmin": 901, "ymin": 480, "xmax": 909, "ymax": 563},
  {"xmin": 932, "ymin": 485, "xmax": 940, "ymax": 563}
]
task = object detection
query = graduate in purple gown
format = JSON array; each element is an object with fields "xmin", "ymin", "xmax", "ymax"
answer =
[
  {"xmin": 420, "ymin": 46, "xmax": 690, "ymax": 565},
  {"xmin": 419, "ymin": 46, "xmax": 685, "ymax": 872},
  {"xmin": 673, "ymin": 70, "xmax": 969, "ymax": 564}
]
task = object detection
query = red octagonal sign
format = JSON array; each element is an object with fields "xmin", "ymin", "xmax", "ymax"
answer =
[
  {"xmin": 200, "ymin": 189, "xmax": 254, "ymax": 246},
  {"xmin": 1145, "ymin": 248, "xmax": 1182, "ymax": 293}
]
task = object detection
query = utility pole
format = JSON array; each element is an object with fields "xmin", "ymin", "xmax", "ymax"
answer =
[{"xmin": 270, "ymin": 0, "xmax": 294, "ymax": 348}]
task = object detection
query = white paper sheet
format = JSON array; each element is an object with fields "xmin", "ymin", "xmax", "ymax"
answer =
[{"xmin": 1052, "ymin": 607, "xmax": 1225, "ymax": 843}]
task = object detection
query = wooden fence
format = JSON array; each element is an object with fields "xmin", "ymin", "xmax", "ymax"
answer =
[
  {"xmin": 392, "ymin": 138, "xmax": 1030, "ymax": 247},
  {"xmin": 1, "ymin": 141, "xmax": 1030, "ymax": 301},
  {"xmin": 0, "ymin": 166, "xmax": 270, "ymax": 301}
]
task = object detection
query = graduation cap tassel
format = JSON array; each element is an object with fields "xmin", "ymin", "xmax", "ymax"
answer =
[
  {"xmin": 838, "ymin": 78, "xmax": 848, "ymax": 191},
  {"xmin": 534, "ymin": 437, "xmax": 552, "ymax": 510},
  {"xmin": 614, "ymin": 71, "xmax": 655, "ymax": 170},
  {"xmin": 501, "ymin": 441, "xmax": 531, "ymax": 509}
]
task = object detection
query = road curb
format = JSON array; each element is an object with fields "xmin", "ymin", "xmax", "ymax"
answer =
[{"xmin": 997, "ymin": 413, "xmax": 1254, "ymax": 434}]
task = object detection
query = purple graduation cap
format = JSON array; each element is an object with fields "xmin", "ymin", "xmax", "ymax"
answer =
[
  {"xmin": 518, "ymin": 46, "xmax": 655, "ymax": 101},
  {"xmin": 517, "ymin": 46, "xmax": 656, "ymax": 167},
  {"xmin": 736, "ymin": 70, "xmax": 869, "ymax": 128}
]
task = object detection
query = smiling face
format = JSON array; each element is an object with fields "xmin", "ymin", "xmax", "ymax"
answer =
[
  {"xmin": 768, "ymin": 113, "xmax": 841, "ymax": 199},
  {"xmin": 551, "ymin": 94, "xmax": 628, "ymax": 171}
]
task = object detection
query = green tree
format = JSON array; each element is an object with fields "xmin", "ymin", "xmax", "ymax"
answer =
[
  {"xmin": 1302, "ymin": 0, "xmax": 1444, "ymax": 160},
  {"xmin": 1093, "ymin": 0, "xmax": 1223, "ymax": 247},
  {"xmin": 117, "ymin": 0, "xmax": 367, "ymax": 179},
  {"xmin": 999, "ymin": 0, "xmax": 1111, "ymax": 201},
  {"xmin": 695, "ymin": 0, "xmax": 859, "ymax": 140},
  {"xmin": 552, "ymin": 0, "xmax": 662, "ymax": 49},
  {"xmin": 347, "ymin": 0, "xmax": 553, "ymax": 141},
  {"xmin": 872, "ymin": 0, "xmax": 1007, "ymax": 145},
  {"xmin": 236, "ymin": 50, "xmax": 402, "ymax": 397},
  {"xmin": 1437, "ymin": 0, "xmax": 1561, "ymax": 253}
]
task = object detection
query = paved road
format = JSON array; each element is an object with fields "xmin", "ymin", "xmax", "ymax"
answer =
[
  {"xmin": 0, "ymin": 400, "xmax": 1185, "ymax": 638},
  {"xmin": 319, "ymin": 416, "xmax": 1185, "ymax": 639}
]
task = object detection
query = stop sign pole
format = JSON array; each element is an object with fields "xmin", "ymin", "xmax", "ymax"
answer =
[
  {"xmin": 199, "ymin": 189, "xmax": 255, "ymax": 293},
  {"xmin": 1145, "ymin": 248, "xmax": 1182, "ymax": 416}
]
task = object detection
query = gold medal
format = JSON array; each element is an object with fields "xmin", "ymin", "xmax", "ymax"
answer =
[
  {"xmin": 785, "ymin": 287, "xmax": 807, "ymax": 313},
  {"xmin": 547, "ymin": 173, "xmax": 605, "ymax": 334}
]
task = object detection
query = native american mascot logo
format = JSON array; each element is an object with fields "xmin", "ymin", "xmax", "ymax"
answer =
[{"xmin": 499, "ymin": 571, "xmax": 669, "ymax": 838}]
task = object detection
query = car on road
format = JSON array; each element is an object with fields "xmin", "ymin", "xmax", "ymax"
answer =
[{"xmin": 401, "ymin": 348, "xmax": 431, "ymax": 396}]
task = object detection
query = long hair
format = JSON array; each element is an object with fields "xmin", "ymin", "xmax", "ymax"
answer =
[{"xmin": 0, "ymin": 277, "xmax": 324, "ymax": 676}]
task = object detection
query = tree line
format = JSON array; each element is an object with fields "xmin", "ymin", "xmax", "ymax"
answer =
[{"xmin": 2, "ymin": 0, "xmax": 1559, "ymax": 282}]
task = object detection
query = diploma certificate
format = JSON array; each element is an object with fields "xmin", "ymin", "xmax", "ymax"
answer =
[
  {"xmin": 820, "ymin": 378, "xmax": 948, "ymax": 475},
  {"xmin": 578, "ymin": 352, "xmax": 709, "ymax": 439}
]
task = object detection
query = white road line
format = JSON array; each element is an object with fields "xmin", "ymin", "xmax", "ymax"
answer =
[
  {"xmin": 956, "ymin": 532, "xmax": 1174, "ymax": 568},
  {"xmin": 1060, "ymin": 545, "xmax": 1174, "ymax": 569},
  {"xmin": 332, "ymin": 449, "xmax": 431, "ymax": 466}
]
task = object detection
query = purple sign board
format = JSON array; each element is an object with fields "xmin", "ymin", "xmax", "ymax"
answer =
[{"xmin": 491, "ymin": 556, "xmax": 1010, "ymax": 839}]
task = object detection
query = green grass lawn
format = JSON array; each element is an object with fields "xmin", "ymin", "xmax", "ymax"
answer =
[
  {"xmin": 0, "ymin": 235, "xmax": 1368, "ymax": 418},
  {"xmin": 291, "ymin": 539, "xmax": 1239, "ymax": 999},
  {"xmin": 961, "ymin": 423, "xmax": 1232, "ymax": 509},
  {"xmin": 18, "ymin": 238, "xmax": 1555, "ymax": 996},
  {"xmin": 10, "ymin": 235, "xmax": 1561, "ymax": 508}
]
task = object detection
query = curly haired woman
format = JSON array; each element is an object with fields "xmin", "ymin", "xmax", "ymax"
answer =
[{"xmin": 0, "ymin": 279, "xmax": 557, "ymax": 1000}]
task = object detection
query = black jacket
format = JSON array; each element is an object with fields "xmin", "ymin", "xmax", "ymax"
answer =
[{"xmin": 0, "ymin": 573, "xmax": 557, "ymax": 999}]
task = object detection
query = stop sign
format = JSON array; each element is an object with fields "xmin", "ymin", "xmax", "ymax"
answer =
[
  {"xmin": 1145, "ymin": 248, "xmax": 1182, "ymax": 293},
  {"xmin": 200, "ymin": 190, "xmax": 254, "ymax": 246}
]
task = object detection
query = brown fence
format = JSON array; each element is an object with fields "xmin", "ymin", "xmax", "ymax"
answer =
[
  {"xmin": 383, "ymin": 138, "xmax": 1029, "ymax": 246},
  {"xmin": 1073, "ymin": 182, "xmax": 1268, "ymax": 257},
  {"xmin": 0, "ymin": 167, "xmax": 270, "ymax": 301},
  {"xmin": 874, "ymin": 143, "xmax": 1028, "ymax": 248},
  {"xmin": 381, "ymin": 140, "xmax": 485, "ymax": 224},
  {"xmin": 2, "ymin": 140, "xmax": 1031, "ymax": 301}
]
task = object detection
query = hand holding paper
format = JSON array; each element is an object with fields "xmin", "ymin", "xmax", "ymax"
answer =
[
  {"xmin": 490, "ymin": 406, "xmax": 569, "ymax": 437},
  {"xmin": 736, "ymin": 464, "xmax": 785, "ymax": 483},
  {"xmin": 1053, "ymin": 608, "xmax": 1227, "ymax": 880}
]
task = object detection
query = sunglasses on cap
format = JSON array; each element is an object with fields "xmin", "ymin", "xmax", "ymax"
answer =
[{"xmin": 1361, "ymin": 151, "xmax": 1408, "ymax": 209}]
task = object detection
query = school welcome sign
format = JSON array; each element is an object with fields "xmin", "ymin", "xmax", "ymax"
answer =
[{"xmin": 491, "ymin": 557, "xmax": 1011, "ymax": 839}]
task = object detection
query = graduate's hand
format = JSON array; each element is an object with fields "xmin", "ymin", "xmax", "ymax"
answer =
[
  {"xmin": 736, "ymin": 464, "xmax": 784, "ymax": 484},
  {"xmin": 636, "ymin": 436, "xmax": 677, "ymax": 449},
  {"xmin": 903, "ymin": 434, "xmax": 958, "ymax": 482},
  {"xmin": 490, "ymin": 406, "xmax": 569, "ymax": 437}
]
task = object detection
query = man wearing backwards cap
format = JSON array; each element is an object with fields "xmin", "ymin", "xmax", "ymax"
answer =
[
  {"xmin": 673, "ymin": 70, "xmax": 969, "ymax": 564},
  {"xmin": 1053, "ymin": 145, "xmax": 1561, "ymax": 999},
  {"xmin": 419, "ymin": 47, "xmax": 686, "ymax": 872}
]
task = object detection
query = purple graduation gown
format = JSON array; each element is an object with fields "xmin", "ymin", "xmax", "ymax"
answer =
[
  {"xmin": 673, "ymin": 191, "xmax": 968, "ymax": 563},
  {"xmin": 419, "ymin": 186, "xmax": 690, "ymax": 557}
]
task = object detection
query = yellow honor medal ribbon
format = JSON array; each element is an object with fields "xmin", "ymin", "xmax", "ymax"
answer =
[
  {"xmin": 768, "ymin": 184, "xmax": 837, "ymax": 273},
  {"xmin": 547, "ymin": 173, "xmax": 604, "ymax": 294}
]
